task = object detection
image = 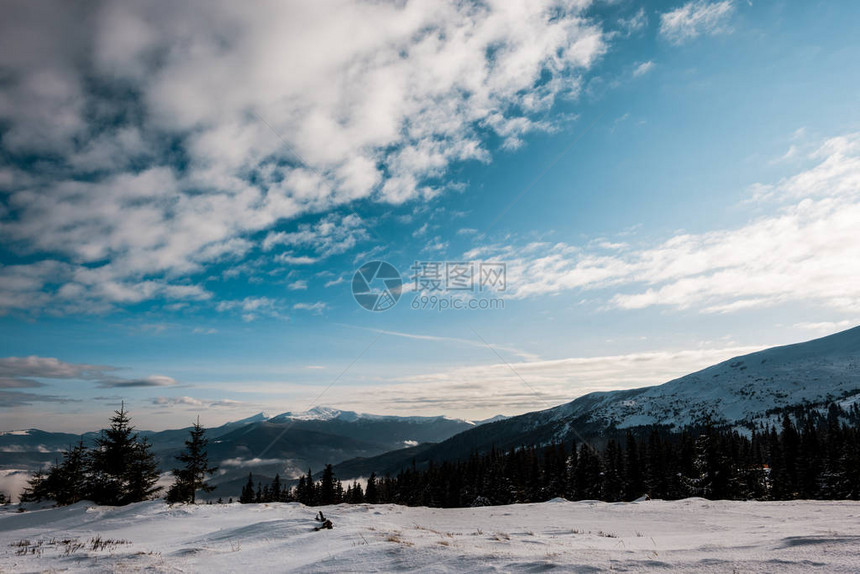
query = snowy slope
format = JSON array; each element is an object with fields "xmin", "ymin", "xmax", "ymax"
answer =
[
  {"xmin": 1, "ymin": 499, "xmax": 858, "ymax": 572},
  {"xmin": 335, "ymin": 326, "xmax": 860, "ymax": 476},
  {"xmin": 553, "ymin": 324, "xmax": 860, "ymax": 430}
]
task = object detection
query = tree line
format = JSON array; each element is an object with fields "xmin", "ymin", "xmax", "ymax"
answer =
[
  {"xmin": 239, "ymin": 402, "xmax": 860, "ymax": 507},
  {"xmin": 21, "ymin": 404, "xmax": 216, "ymax": 506},
  {"xmin": 19, "ymin": 401, "xmax": 860, "ymax": 508}
]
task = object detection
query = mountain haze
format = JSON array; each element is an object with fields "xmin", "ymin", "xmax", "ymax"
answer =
[{"xmin": 334, "ymin": 326, "xmax": 860, "ymax": 478}]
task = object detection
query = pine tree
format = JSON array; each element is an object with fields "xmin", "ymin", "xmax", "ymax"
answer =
[
  {"xmin": 239, "ymin": 473, "xmax": 255, "ymax": 503},
  {"xmin": 167, "ymin": 418, "xmax": 218, "ymax": 504},
  {"xmin": 365, "ymin": 472, "xmax": 378, "ymax": 504},
  {"xmin": 271, "ymin": 474, "xmax": 282, "ymax": 502},
  {"xmin": 347, "ymin": 481, "xmax": 364, "ymax": 503},
  {"xmin": 303, "ymin": 468, "xmax": 316, "ymax": 505},
  {"xmin": 53, "ymin": 440, "xmax": 89, "ymax": 505},
  {"xmin": 294, "ymin": 475, "xmax": 308, "ymax": 504},
  {"xmin": 20, "ymin": 468, "xmax": 49, "ymax": 503},
  {"xmin": 125, "ymin": 437, "xmax": 162, "ymax": 503},
  {"xmin": 319, "ymin": 464, "xmax": 336, "ymax": 505},
  {"xmin": 624, "ymin": 431, "xmax": 645, "ymax": 500},
  {"xmin": 88, "ymin": 403, "xmax": 160, "ymax": 505},
  {"xmin": 601, "ymin": 439, "xmax": 624, "ymax": 502},
  {"xmin": 89, "ymin": 403, "xmax": 137, "ymax": 504}
]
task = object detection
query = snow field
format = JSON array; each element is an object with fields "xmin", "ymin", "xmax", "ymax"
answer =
[{"xmin": 1, "ymin": 498, "xmax": 858, "ymax": 573}]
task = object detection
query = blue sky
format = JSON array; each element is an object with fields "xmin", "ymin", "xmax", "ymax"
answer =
[{"xmin": 1, "ymin": 0, "xmax": 859, "ymax": 431}]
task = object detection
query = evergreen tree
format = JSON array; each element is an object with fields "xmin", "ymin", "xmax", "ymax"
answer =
[
  {"xmin": 303, "ymin": 468, "xmax": 317, "ymax": 505},
  {"xmin": 20, "ymin": 468, "xmax": 49, "ymax": 503},
  {"xmin": 21, "ymin": 440, "xmax": 90, "ymax": 505},
  {"xmin": 294, "ymin": 475, "xmax": 308, "ymax": 504},
  {"xmin": 52, "ymin": 440, "xmax": 89, "ymax": 505},
  {"xmin": 601, "ymin": 439, "xmax": 624, "ymax": 502},
  {"xmin": 239, "ymin": 473, "xmax": 255, "ymax": 503},
  {"xmin": 624, "ymin": 430, "xmax": 645, "ymax": 500},
  {"xmin": 167, "ymin": 418, "xmax": 218, "ymax": 504},
  {"xmin": 89, "ymin": 403, "xmax": 160, "ymax": 505},
  {"xmin": 319, "ymin": 464, "xmax": 337, "ymax": 505},
  {"xmin": 125, "ymin": 437, "xmax": 162, "ymax": 503},
  {"xmin": 271, "ymin": 474, "xmax": 282, "ymax": 502},
  {"xmin": 365, "ymin": 472, "xmax": 378, "ymax": 504},
  {"xmin": 347, "ymin": 481, "xmax": 364, "ymax": 503},
  {"xmin": 233, "ymin": 401, "xmax": 860, "ymax": 507}
]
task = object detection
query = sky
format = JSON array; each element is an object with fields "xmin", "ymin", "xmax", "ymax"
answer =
[{"xmin": 1, "ymin": 0, "xmax": 859, "ymax": 432}]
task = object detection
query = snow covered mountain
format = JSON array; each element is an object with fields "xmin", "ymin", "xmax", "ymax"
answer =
[
  {"xmin": 334, "ymin": 325, "xmax": 860, "ymax": 478},
  {"xmin": 552, "ymin": 325, "xmax": 860, "ymax": 430},
  {"xmin": 0, "ymin": 407, "xmax": 485, "ymax": 499}
]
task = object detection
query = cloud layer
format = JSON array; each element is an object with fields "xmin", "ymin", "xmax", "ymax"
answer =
[
  {"xmin": 470, "ymin": 133, "xmax": 860, "ymax": 314},
  {"xmin": 331, "ymin": 344, "xmax": 761, "ymax": 416},
  {"xmin": 0, "ymin": 0, "xmax": 605, "ymax": 315},
  {"xmin": 0, "ymin": 356, "xmax": 178, "ymax": 393},
  {"xmin": 659, "ymin": 0, "xmax": 735, "ymax": 45}
]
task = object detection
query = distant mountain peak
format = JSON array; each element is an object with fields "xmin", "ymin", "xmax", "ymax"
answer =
[
  {"xmin": 226, "ymin": 412, "xmax": 270, "ymax": 426},
  {"xmin": 269, "ymin": 406, "xmax": 349, "ymax": 422}
]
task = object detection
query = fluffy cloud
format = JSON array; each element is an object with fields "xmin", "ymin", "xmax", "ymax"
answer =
[
  {"xmin": 216, "ymin": 296, "xmax": 283, "ymax": 321},
  {"xmin": 473, "ymin": 133, "xmax": 860, "ymax": 314},
  {"xmin": 618, "ymin": 8, "xmax": 648, "ymax": 37},
  {"xmin": 0, "ymin": 355, "xmax": 178, "ymax": 390},
  {"xmin": 659, "ymin": 0, "xmax": 735, "ymax": 45},
  {"xmin": 151, "ymin": 396, "xmax": 243, "ymax": 408},
  {"xmin": 632, "ymin": 61, "xmax": 655, "ymax": 78},
  {"xmin": 0, "ymin": 0, "xmax": 606, "ymax": 314},
  {"xmin": 263, "ymin": 214, "xmax": 368, "ymax": 256},
  {"xmin": 0, "ymin": 391, "xmax": 71, "ymax": 408},
  {"xmin": 0, "ymin": 356, "xmax": 111, "ymax": 384},
  {"xmin": 332, "ymin": 345, "xmax": 760, "ymax": 416},
  {"xmin": 293, "ymin": 302, "xmax": 327, "ymax": 314},
  {"xmin": 98, "ymin": 375, "xmax": 178, "ymax": 389}
]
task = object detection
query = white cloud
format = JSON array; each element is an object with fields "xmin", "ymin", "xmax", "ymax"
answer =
[
  {"xmin": 220, "ymin": 457, "xmax": 283, "ymax": 468},
  {"xmin": 288, "ymin": 280, "xmax": 308, "ymax": 291},
  {"xmin": 151, "ymin": 396, "xmax": 243, "ymax": 408},
  {"xmin": 632, "ymin": 61, "xmax": 655, "ymax": 78},
  {"xmin": 478, "ymin": 133, "xmax": 860, "ymax": 314},
  {"xmin": 275, "ymin": 254, "xmax": 318, "ymax": 265},
  {"xmin": 331, "ymin": 345, "xmax": 761, "ymax": 417},
  {"xmin": 0, "ymin": 0, "xmax": 607, "ymax": 314},
  {"xmin": 0, "ymin": 356, "xmax": 111, "ymax": 383},
  {"xmin": 659, "ymin": 0, "xmax": 735, "ymax": 45},
  {"xmin": 793, "ymin": 320, "xmax": 857, "ymax": 335},
  {"xmin": 216, "ymin": 296, "xmax": 283, "ymax": 321},
  {"xmin": 0, "ymin": 355, "xmax": 178, "ymax": 389},
  {"xmin": 617, "ymin": 8, "xmax": 647, "ymax": 37},
  {"xmin": 263, "ymin": 214, "xmax": 368, "ymax": 257},
  {"xmin": 293, "ymin": 301, "xmax": 327, "ymax": 314},
  {"xmin": 421, "ymin": 237, "xmax": 450, "ymax": 253},
  {"xmin": 99, "ymin": 375, "xmax": 178, "ymax": 388}
]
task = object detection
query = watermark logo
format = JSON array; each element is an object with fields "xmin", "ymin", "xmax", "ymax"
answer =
[
  {"xmin": 410, "ymin": 261, "xmax": 506, "ymax": 311},
  {"xmin": 411, "ymin": 261, "xmax": 506, "ymax": 293},
  {"xmin": 352, "ymin": 260, "xmax": 403, "ymax": 312}
]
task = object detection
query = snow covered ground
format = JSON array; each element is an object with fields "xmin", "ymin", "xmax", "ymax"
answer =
[{"xmin": 1, "ymin": 498, "xmax": 858, "ymax": 573}]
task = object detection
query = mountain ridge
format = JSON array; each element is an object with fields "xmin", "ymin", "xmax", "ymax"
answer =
[{"xmin": 332, "ymin": 325, "xmax": 860, "ymax": 479}]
